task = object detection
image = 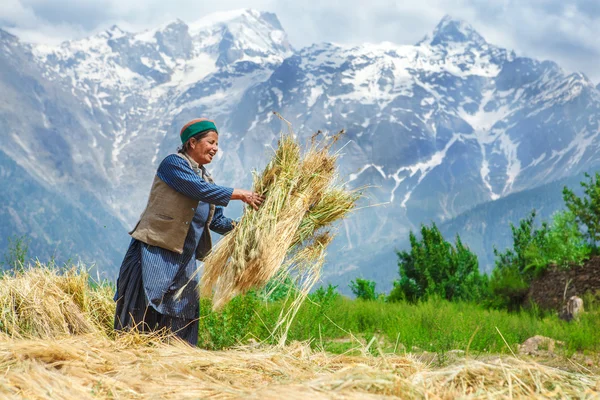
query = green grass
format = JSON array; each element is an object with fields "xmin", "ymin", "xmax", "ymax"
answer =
[{"xmin": 198, "ymin": 294, "xmax": 600, "ymax": 357}]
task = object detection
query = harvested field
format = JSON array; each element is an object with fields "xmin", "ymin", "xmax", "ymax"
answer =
[
  {"xmin": 0, "ymin": 265, "xmax": 600, "ymax": 399},
  {"xmin": 0, "ymin": 265, "xmax": 599, "ymax": 399},
  {"xmin": 1, "ymin": 334, "xmax": 599, "ymax": 399}
]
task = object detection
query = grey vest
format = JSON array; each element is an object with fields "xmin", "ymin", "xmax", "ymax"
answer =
[{"xmin": 129, "ymin": 153, "xmax": 215, "ymax": 258}]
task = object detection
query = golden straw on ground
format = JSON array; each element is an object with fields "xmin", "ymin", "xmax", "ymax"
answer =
[
  {"xmin": 0, "ymin": 265, "xmax": 598, "ymax": 399},
  {"xmin": 1, "ymin": 334, "xmax": 598, "ymax": 399}
]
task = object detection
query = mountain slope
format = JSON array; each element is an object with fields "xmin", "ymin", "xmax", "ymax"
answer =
[
  {"xmin": 1, "ymin": 12, "xmax": 600, "ymax": 287},
  {"xmin": 0, "ymin": 148, "xmax": 128, "ymax": 271}
]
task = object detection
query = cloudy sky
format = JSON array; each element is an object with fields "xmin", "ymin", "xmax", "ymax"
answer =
[{"xmin": 2, "ymin": 0, "xmax": 600, "ymax": 82}]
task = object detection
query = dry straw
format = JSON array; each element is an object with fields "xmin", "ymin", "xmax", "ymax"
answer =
[
  {"xmin": 0, "ymin": 265, "xmax": 598, "ymax": 399},
  {"xmin": 200, "ymin": 114, "xmax": 361, "ymax": 341},
  {"xmin": 0, "ymin": 262, "xmax": 114, "ymax": 339},
  {"xmin": 0, "ymin": 334, "xmax": 598, "ymax": 399}
]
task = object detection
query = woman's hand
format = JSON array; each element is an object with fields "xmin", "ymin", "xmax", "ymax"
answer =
[{"xmin": 231, "ymin": 189, "xmax": 265, "ymax": 210}]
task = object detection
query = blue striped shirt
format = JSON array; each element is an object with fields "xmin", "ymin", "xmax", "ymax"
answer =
[{"xmin": 115, "ymin": 154, "xmax": 235, "ymax": 319}]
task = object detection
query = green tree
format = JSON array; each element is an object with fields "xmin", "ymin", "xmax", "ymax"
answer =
[
  {"xmin": 389, "ymin": 223, "xmax": 487, "ymax": 303},
  {"xmin": 524, "ymin": 210, "xmax": 590, "ymax": 275},
  {"xmin": 489, "ymin": 210, "xmax": 547, "ymax": 310},
  {"xmin": 563, "ymin": 172, "xmax": 600, "ymax": 251},
  {"xmin": 310, "ymin": 284, "xmax": 339, "ymax": 305},
  {"xmin": 349, "ymin": 278, "xmax": 377, "ymax": 301}
]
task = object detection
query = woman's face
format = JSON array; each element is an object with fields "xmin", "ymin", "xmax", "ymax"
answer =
[{"xmin": 189, "ymin": 131, "xmax": 219, "ymax": 165}]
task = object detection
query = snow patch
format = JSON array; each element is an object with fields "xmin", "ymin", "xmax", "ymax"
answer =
[
  {"xmin": 348, "ymin": 164, "xmax": 385, "ymax": 183},
  {"xmin": 271, "ymin": 87, "xmax": 283, "ymax": 105},
  {"xmin": 307, "ymin": 86, "xmax": 323, "ymax": 108},
  {"xmin": 168, "ymin": 53, "xmax": 216, "ymax": 87},
  {"xmin": 498, "ymin": 132, "xmax": 521, "ymax": 194}
]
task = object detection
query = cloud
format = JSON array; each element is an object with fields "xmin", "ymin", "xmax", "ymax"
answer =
[
  {"xmin": 0, "ymin": 0, "xmax": 39, "ymax": 29},
  {"xmin": 465, "ymin": 0, "xmax": 600, "ymax": 80},
  {"xmin": 1, "ymin": 0, "xmax": 599, "ymax": 81}
]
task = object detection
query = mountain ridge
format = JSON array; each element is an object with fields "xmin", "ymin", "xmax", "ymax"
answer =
[{"xmin": 1, "ymin": 11, "xmax": 599, "ymax": 286}]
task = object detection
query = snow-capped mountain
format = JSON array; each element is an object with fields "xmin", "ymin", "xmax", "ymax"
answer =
[
  {"xmin": 230, "ymin": 15, "xmax": 600, "ymax": 284},
  {"xmin": 1, "ymin": 11, "xmax": 600, "ymax": 287},
  {"xmin": 26, "ymin": 9, "xmax": 292, "ymax": 222}
]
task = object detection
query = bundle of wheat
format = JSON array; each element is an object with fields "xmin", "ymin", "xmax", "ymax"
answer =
[
  {"xmin": 0, "ymin": 262, "xmax": 115, "ymax": 339},
  {"xmin": 200, "ymin": 116, "xmax": 360, "ymax": 329}
]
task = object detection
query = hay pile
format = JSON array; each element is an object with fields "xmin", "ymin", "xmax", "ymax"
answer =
[
  {"xmin": 0, "ymin": 262, "xmax": 114, "ymax": 339},
  {"xmin": 201, "ymin": 117, "xmax": 360, "ymax": 320},
  {"xmin": 1, "ymin": 335, "xmax": 598, "ymax": 399}
]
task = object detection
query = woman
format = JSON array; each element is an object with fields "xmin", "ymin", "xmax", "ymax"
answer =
[{"xmin": 114, "ymin": 118, "xmax": 264, "ymax": 345}]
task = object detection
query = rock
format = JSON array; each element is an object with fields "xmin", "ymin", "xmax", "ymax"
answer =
[
  {"xmin": 559, "ymin": 296, "xmax": 584, "ymax": 322},
  {"xmin": 585, "ymin": 358, "xmax": 594, "ymax": 367},
  {"xmin": 519, "ymin": 336, "xmax": 564, "ymax": 356}
]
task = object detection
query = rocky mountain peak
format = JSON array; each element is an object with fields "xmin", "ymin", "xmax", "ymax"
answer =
[
  {"xmin": 154, "ymin": 19, "xmax": 193, "ymax": 59},
  {"xmin": 419, "ymin": 15, "xmax": 487, "ymax": 47},
  {"xmin": 188, "ymin": 9, "xmax": 293, "ymax": 65},
  {"xmin": 101, "ymin": 25, "xmax": 128, "ymax": 40}
]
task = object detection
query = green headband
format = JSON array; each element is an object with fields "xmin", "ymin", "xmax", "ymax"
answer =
[{"xmin": 180, "ymin": 120, "xmax": 218, "ymax": 144}]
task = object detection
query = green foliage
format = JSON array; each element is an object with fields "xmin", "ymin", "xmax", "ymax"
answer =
[
  {"xmin": 493, "ymin": 210, "xmax": 544, "ymax": 275},
  {"xmin": 310, "ymin": 284, "xmax": 340, "ymax": 305},
  {"xmin": 488, "ymin": 263, "xmax": 530, "ymax": 311},
  {"xmin": 524, "ymin": 210, "xmax": 590, "ymax": 275},
  {"xmin": 563, "ymin": 172, "xmax": 600, "ymax": 250},
  {"xmin": 490, "ymin": 208, "xmax": 591, "ymax": 310},
  {"xmin": 259, "ymin": 275, "xmax": 297, "ymax": 302},
  {"xmin": 216, "ymin": 295, "xmax": 600, "ymax": 355},
  {"xmin": 349, "ymin": 278, "xmax": 378, "ymax": 301},
  {"xmin": 2, "ymin": 235, "xmax": 30, "ymax": 271},
  {"xmin": 490, "ymin": 210, "xmax": 545, "ymax": 310},
  {"xmin": 390, "ymin": 223, "xmax": 487, "ymax": 303},
  {"xmin": 198, "ymin": 293, "xmax": 260, "ymax": 349}
]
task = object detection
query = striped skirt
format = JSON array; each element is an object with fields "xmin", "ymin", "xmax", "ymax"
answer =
[{"xmin": 113, "ymin": 240, "xmax": 199, "ymax": 346}]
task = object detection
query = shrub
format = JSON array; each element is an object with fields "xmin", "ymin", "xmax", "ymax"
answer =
[
  {"xmin": 488, "ymin": 263, "xmax": 530, "ymax": 311},
  {"xmin": 259, "ymin": 275, "xmax": 297, "ymax": 302},
  {"xmin": 310, "ymin": 284, "xmax": 340, "ymax": 305},
  {"xmin": 563, "ymin": 172, "xmax": 600, "ymax": 251},
  {"xmin": 2, "ymin": 235, "xmax": 30, "ymax": 271},
  {"xmin": 524, "ymin": 210, "xmax": 590, "ymax": 275},
  {"xmin": 198, "ymin": 293, "xmax": 260, "ymax": 349},
  {"xmin": 390, "ymin": 224, "xmax": 487, "ymax": 303},
  {"xmin": 490, "ymin": 211, "xmax": 543, "ymax": 309},
  {"xmin": 349, "ymin": 278, "xmax": 378, "ymax": 301}
]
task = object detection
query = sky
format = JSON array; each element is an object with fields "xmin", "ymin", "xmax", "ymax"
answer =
[{"xmin": 2, "ymin": 0, "xmax": 600, "ymax": 82}]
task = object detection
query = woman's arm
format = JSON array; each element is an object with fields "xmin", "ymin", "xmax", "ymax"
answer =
[
  {"xmin": 157, "ymin": 155, "xmax": 233, "ymax": 206},
  {"xmin": 230, "ymin": 189, "xmax": 264, "ymax": 210},
  {"xmin": 157, "ymin": 154, "xmax": 265, "ymax": 209},
  {"xmin": 209, "ymin": 207, "xmax": 236, "ymax": 235}
]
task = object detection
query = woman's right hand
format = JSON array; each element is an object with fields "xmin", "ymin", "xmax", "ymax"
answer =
[{"xmin": 232, "ymin": 189, "xmax": 265, "ymax": 210}]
